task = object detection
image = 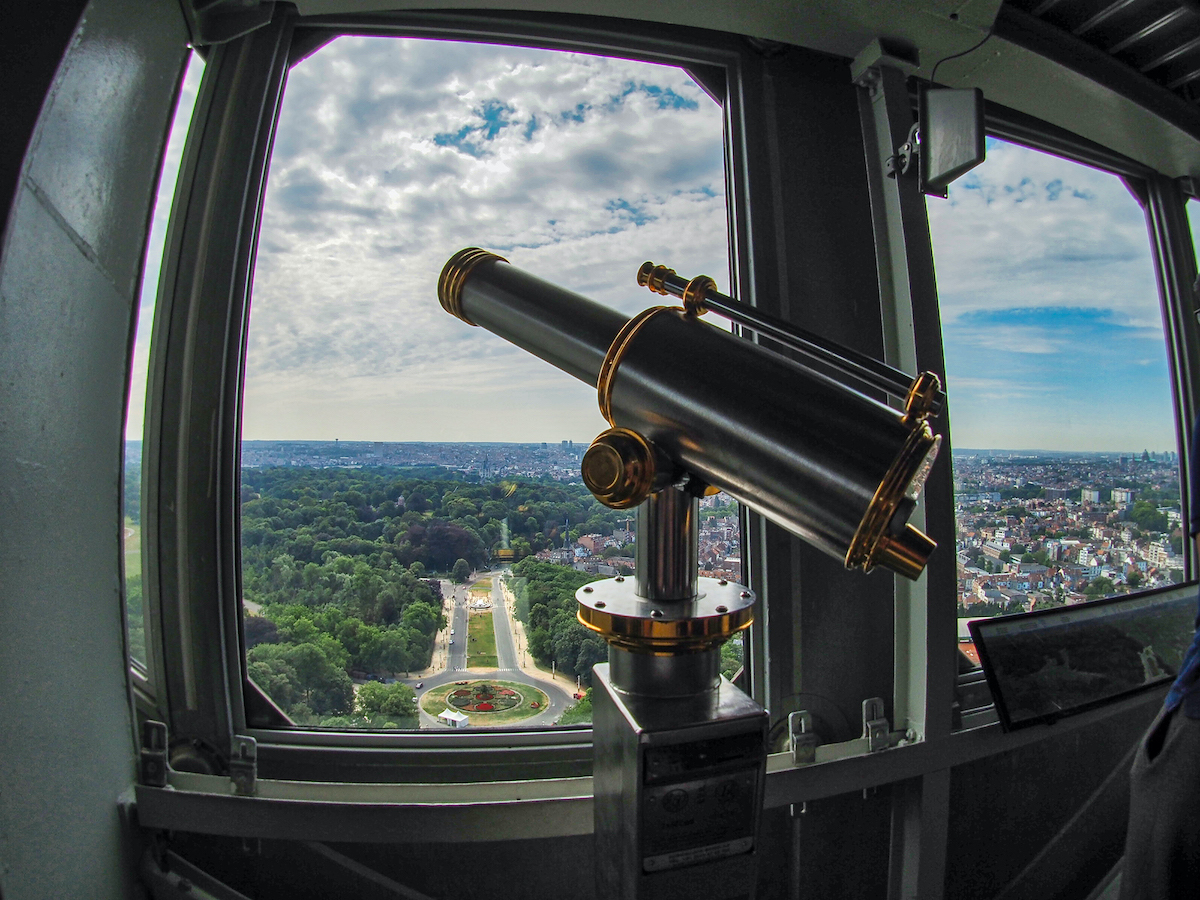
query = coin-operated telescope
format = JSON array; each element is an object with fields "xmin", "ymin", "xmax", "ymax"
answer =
[{"xmin": 438, "ymin": 249, "xmax": 943, "ymax": 900}]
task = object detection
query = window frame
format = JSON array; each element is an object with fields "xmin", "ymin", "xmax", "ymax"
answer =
[
  {"xmin": 139, "ymin": 0, "xmax": 1200, "ymax": 804},
  {"xmin": 142, "ymin": 7, "xmax": 762, "ymax": 783},
  {"xmin": 916, "ymin": 96, "xmax": 1200, "ymax": 723}
]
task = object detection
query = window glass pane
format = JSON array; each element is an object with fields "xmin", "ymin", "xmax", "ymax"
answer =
[
  {"xmin": 124, "ymin": 54, "xmax": 205, "ymax": 666},
  {"xmin": 1187, "ymin": 199, "xmax": 1200, "ymax": 291},
  {"xmin": 927, "ymin": 139, "xmax": 1181, "ymax": 671},
  {"xmin": 241, "ymin": 36, "xmax": 730, "ymax": 729}
]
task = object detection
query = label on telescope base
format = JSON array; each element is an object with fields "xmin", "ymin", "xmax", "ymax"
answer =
[
  {"xmin": 640, "ymin": 764, "xmax": 759, "ymax": 874},
  {"xmin": 643, "ymin": 837, "xmax": 754, "ymax": 873}
]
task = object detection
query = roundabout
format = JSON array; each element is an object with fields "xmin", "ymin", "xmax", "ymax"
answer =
[{"xmin": 420, "ymin": 679, "xmax": 550, "ymax": 726}]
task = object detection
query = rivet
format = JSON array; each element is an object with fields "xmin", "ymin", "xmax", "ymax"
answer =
[
  {"xmin": 715, "ymin": 605, "xmax": 728, "ymax": 614},
  {"xmin": 650, "ymin": 609, "xmax": 664, "ymax": 618},
  {"xmin": 718, "ymin": 579, "xmax": 728, "ymax": 586},
  {"xmin": 583, "ymin": 586, "xmax": 593, "ymax": 593},
  {"xmin": 615, "ymin": 576, "xmax": 625, "ymax": 582},
  {"xmin": 740, "ymin": 591, "xmax": 751, "ymax": 599},
  {"xmin": 594, "ymin": 601, "xmax": 606, "ymax": 609}
]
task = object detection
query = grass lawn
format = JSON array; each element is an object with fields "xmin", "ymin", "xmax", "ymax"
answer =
[
  {"xmin": 470, "ymin": 578, "xmax": 492, "ymax": 592},
  {"xmin": 420, "ymin": 679, "xmax": 550, "ymax": 726},
  {"xmin": 123, "ymin": 517, "xmax": 141, "ymax": 566},
  {"xmin": 467, "ymin": 609, "xmax": 498, "ymax": 668}
]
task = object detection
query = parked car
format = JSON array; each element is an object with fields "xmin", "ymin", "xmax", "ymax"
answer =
[{"xmin": 415, "ymin": 682, "xmax": 424, "ymax": 689}]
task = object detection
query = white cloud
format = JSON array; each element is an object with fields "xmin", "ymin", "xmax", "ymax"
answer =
[
  {"xmin": 127, "ymin": 54, "xmax": 206, "ymax": 440},
  {"xmin": 928, "ymin": 141, "xmax": 1158, "ymax": 321},
  {"xmin": 928, "ymin": 139, "xmax": 1176, "ymax": 452},
  {"xmin": 241, "ymin": 37, "xmax": 728, "ymax": 441}
]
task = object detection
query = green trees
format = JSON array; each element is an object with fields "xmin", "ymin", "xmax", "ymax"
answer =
[
  {"xmin": 248, "ymin": 642, "xmax": 354, "ymax": 718},
  {"xmin": 452, "ymin": 558, "xmax": 471, "ymax": 583},
  {"xmin": 509, "ymin": 557, "xmax": 607, "ymax": 685},
  {"xmin": 1129, "ymin": 501, "xmax": 1168, "ymax": 534},
  {"xmin": 355, "ymin": 680, "xmax": 417, "ymax": 724},
  {"xmin": 720, "ymin": 636, "xmax": 745, "ymax": 679},
  {"xmin": 239, "ymin": 466, "xmax": 629, "ymax": 722},
  {"xmin": 560, "ymin": 688, "xmax": 593, "ymax": 725}
]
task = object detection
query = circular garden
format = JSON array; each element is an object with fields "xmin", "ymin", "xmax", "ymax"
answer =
[{"xmin": 420, "ymin": 679, "xmax": 551, "ymax": 726}]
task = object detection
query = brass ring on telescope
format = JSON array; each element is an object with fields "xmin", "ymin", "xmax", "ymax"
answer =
[
  {"xmin": 903, "ymin": 370, "xmax": 942, "ymax": 427},
  {"xmin": 581, "ymin": 427, "xmax": 659, "ymax": 509},
  {"xmin": 576, "ymin": 577, "xmax": 755, "ymax": 655},
  {"xmin": 681, "ymin": 275, "xmax": 715, "ymax": 316},
  {"xmin": 844, "ymin": 421, "xmax": 941, "ymax": 579},
  {"xmin": 437, "ymin": 248, "xmax": 507, "ymax": 326},
  {"xmin": 577, "ymin": 607, "xmax": 755, "ymax": 655},
  {"xmin": 596, "ymin": 305, "xmax": 683, "ymax": 425},
  {"xmin": 637, "ymin": 262, "xmax": 676, "ymax": 296}
]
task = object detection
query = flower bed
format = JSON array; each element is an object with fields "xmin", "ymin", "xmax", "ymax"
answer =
[{"xmin": 447, "ymin": 682, "xmax": 522, "ymax": 713}]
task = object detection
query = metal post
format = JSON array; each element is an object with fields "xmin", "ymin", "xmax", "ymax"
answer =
[
  {"xmin": 857, "ymin": 61, "xmax": 957, "ymax": 900},
  {"xmin": 635, "ymin": 487, "xmax": 699, "ymax": 604}
]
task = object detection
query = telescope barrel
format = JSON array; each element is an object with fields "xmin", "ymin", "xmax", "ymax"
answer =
[
  {"xmin": 439, "ymin": 249, "xmax": 939, "ymax": 579},
  {"xmin": 437, "ymin": 247, "xmax": 624, "ymax": 385}
]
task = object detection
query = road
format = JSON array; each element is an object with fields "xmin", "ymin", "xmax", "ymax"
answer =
[
  {"xmin": 407, "ymin": 571, "xmax": 574, "ymax": 729},
  {"xmin": 490, "ymin": 573, "xmax": 519, "ymax": 672},
  {"xmin": 446, "ymin": 579, "xmax": 467, "ymax": 673}
]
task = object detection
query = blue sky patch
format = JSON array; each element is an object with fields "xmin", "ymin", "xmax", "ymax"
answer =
[
  {"xmin": 433, "ymin": 100, "xmax": 515, "ymax": 156},
  {"xmin": 614, "ymin": 81, "xmax": 700, "ymax": 111},
  {"xmin": 606, "ymin": 198, "xmax": 656, "ymax": 227},
  {"xmin": 561, "ymin": 103, "xmax": 589, "ymax": 123}
]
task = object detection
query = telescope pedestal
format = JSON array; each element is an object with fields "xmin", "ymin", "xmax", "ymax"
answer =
[
  {"xmin": 592, "ymin": 657, "xmax": 767, "ymax": 899},
  {"xmin": 584, "ymin": 489, "xmax": 767, "ymax": 899}
]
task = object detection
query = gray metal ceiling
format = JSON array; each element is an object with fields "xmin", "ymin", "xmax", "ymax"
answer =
[{"xmin": 1003, "ymin": 0, "xmax": 1200, "ymax": 103}]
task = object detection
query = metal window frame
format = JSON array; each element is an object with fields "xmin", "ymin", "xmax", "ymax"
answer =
[{"xmin": 142, "ymin": 5, "xmax": 768, "ymax": 784}]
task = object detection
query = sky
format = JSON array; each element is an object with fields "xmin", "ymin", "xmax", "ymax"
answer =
[
  {"xmin": 241, "ymin": 37, "xmax": 728, "ymax": 444},
  {"xmin": 927, "ymin": 139, "xmax": 1178, "ymax": 453},
  {"xmin": 126, "ymin": 54, "xmax": 204, "ymax": 444},
  {"xmin": 126, "ymin": 37, "xmax": 1189, "ymax": 453}
]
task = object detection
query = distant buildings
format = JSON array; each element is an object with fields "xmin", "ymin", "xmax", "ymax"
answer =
[{"xmin": 954, "ymin": 452, "xmax": 1182, "ymax": 612}]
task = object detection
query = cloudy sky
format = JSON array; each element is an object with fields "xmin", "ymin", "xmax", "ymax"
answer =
[
  {"xmin": 241, "ymin": 36, "xmax": 728, "ymax": 444},
  {"xmin": 927, "ymin": 139, "xmax": 1177, "ymax": 453},
  {"xmin": 128, "ymin": 37, "xmax": 1189, "ymax": 454}
]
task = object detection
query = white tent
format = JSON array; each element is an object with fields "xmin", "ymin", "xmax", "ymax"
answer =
[{"xmin": 437, "ymin": 708, "xmax": 469, "ymax": 728}]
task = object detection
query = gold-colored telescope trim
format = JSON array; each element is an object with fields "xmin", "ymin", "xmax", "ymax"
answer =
[
  {"xmin": 576, "ymin": 577, "xmax": 755, "ymax": 655},
  {"xmin": 844, "ymin": 422, "xmax": 941, "ymax": 580},
  {"xmin": 636, "ymin": 262, "xmax": 715, "ymax": 317},
  {"xmin": 581, "ymin": 427, "xmax": 659, "ymax": 509},
  {"xmin": 577, "ymin": 607, "xmax": 754, "ymax": 655},
  {"xmin": 596, "ymin": 305, "xmax": 683, "ymax": 425},
  {"xmin": 437, "ymin": 247, "xmax": 507, "ymax": 326}
]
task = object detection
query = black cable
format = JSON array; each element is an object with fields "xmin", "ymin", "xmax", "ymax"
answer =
[{"xmin": 929, "ymin": 26, "xmax": 995, "ymax": 87}]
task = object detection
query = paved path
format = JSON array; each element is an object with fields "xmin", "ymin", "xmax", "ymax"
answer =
[{"xmin": 490, "ymin": 574, "xmax": 519, "ymax": 672}]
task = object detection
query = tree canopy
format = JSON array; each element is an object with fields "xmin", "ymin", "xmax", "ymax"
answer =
[
  {"xmin": 508, "ymin": 557, "xmax": 608, "ymax": 686},
  {"xmin": 238, "ymin": 465, "xmax": 628, "ymax": 725}
]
